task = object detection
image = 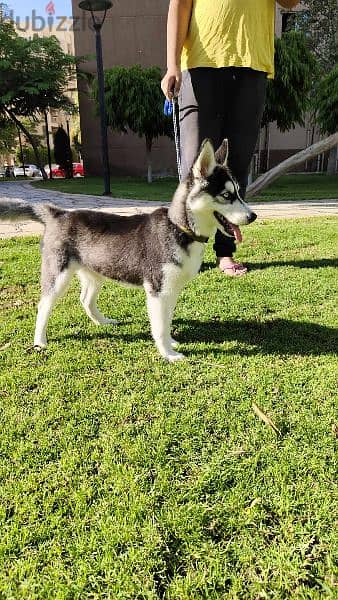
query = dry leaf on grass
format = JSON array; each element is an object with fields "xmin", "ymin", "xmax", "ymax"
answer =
[
  {"xmin": 247, "ymin": 497, "xmax": 262, "ymax": 510},
  {"xmin": 0, "ymin": 342, "xmax": 11, "ymax": 351},
  {"xmin": 252, "ymin": 402, "xmax": 281, "ymax": 436}
]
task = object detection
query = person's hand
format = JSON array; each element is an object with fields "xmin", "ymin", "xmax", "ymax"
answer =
[{"xmin": 161, "ymin": 67, "xmax": 182, "ymax": 100}]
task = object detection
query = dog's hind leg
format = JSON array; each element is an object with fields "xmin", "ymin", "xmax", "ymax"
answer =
[
  {"xmin": 34, "ymin": 264, "xmax": 74, "ymax": 348},
  {"xmin": 145, "ymin": 289, "xmax": 184, "ymax": 362},
  {"xmin": 78, "ymin": 269, "xmax": 118, "ymax": 325}
]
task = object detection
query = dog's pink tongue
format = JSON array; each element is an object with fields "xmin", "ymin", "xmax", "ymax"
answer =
[{"xmin": 232, "ymin": 224, "xmax": 242, "ymax": 243}]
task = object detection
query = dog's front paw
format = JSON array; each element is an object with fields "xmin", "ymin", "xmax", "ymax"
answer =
[
  {"xmin": 165, "ymin": 350, "xmax": 185, "ymax": 362},
  {"xmin": 100, "ymin": 317, "xmax": 118, "ymax": 325},
  {"xmin": 170, "ymin": 337, "xmax": 179, "ymax": 348},
  {"xmin": 34, "ymin": 340, "xmax": 47, "ymax": 350}
]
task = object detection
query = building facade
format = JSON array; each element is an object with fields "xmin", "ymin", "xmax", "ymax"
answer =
[
  {"xmin": 72, "ymin": 0, "xmax": 322, "ymax": 177},
  {"xmin": 72, "ymin": 0, "xmax": 172, "ymax": 176}
]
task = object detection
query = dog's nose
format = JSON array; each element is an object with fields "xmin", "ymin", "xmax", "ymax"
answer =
[{"xmin": 248, "ymin": 212, "xmax": 257, "ymax": 224}]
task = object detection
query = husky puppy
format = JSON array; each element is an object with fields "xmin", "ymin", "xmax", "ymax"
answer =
[{"xmin": 0, "ymin": 139, "xmax": 256, "ymax": 361}]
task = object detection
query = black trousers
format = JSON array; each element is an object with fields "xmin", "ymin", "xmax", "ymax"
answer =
[{"xmin": 178, "ymin": 67, "xmax": 267, "ymax": 257}]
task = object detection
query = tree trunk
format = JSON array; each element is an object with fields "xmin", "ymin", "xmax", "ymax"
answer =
[
  {"xmin": 247, "ymin": 162, "xmax": 253, "ymax": 186},
  {"xmin": 6, "ymin": 110, "xmax": 48, "ymax": 180},
  {"xmin": 246, "ymin": 133, "xmax": 338, "ymax": 197},
  {"xmin": 146, "ymin": 136, "xmax": 152, "ymax": 184},
  {"xmin": 305, "ymin": 126, "xmax": 315, "ymax": 172},
  {"xmin": 257, "ymin": 128, "xmax": 262, "ymax": 174},
  {"xmin": 261, "ymin": 123, "xmax": 270, "ymax": 172},
  {"xmin": 326, "ymin": 146, "xmax": 337, "ymax": 175},
  {"xmin": 265, "ymin": 123, "xmax": 271, "ymax": 172}
]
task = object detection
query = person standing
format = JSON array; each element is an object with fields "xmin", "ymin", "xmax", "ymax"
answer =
[{"xmin": 162, "ymin": 0, "xmax": 299, "ymax": 276}]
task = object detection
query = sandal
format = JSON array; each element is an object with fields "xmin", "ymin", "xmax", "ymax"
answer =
[{"xmin": 217, "ymin": 259, "xmax": 248, "ymax": 277}]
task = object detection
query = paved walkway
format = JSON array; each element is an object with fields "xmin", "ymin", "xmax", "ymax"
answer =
[{"xmin": 0, "ymin": 180, "xmax": 337, "ymax": 239}]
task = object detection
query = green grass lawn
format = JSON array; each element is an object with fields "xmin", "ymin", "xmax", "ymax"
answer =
[
  {"xmin": 0, "ymin": 217, "xmax": 337, "ymax": 598},
  {"xmin": 30, "ymin": 173, "xmax": 338, "ymax": 202}
]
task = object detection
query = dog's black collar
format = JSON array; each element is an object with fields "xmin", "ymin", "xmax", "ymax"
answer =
[{"xmin": 173, "ymin": 222, "xmax": 209, "ymax": 244}]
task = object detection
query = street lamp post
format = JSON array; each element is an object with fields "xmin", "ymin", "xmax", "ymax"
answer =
[
  {"xmin": 44, "ymin": 110, "xmax": 53, "ymax": 179},
  {"xmin": 78, "ymin": 0, "xmax": 112, "ymax": 195}
]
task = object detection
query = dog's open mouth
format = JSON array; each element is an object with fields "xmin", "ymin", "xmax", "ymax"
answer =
[{"xmin": 214, "ymin": 212, "xmax": 242, "ymax": 242}]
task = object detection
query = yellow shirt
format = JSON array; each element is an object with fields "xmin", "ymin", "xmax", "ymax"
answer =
[{"xmin": 181, "ymin": 0, "xmax": 275, "ymax": 77}]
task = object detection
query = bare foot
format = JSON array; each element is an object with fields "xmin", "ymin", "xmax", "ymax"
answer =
[{"xmin": 218, "ymin": 257, "xmax": 248, "ymax": 276}]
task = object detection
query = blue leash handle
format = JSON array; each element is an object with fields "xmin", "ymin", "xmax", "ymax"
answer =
[{"xmin": 163, "ymin": 98, "xmax": 173, "ymax": 116}]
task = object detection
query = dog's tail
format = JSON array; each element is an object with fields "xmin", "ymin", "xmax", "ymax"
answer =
[{"xmin": 0, "ymin": 200, "xmax": 57, "ymax": 224}]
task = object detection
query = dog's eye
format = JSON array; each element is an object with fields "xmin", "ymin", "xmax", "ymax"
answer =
[{"xmin": 221, "ymin": 191, "xmax": 229, "ymax": 199}]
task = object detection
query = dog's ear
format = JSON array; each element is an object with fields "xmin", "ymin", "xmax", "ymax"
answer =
[
  {"xmin": 192, "ymin": 139, "xmax": 216, "ymax": 179},
  {"xmin": 215, "ymin": 139, "xmax": 229, "ymax": 165}
]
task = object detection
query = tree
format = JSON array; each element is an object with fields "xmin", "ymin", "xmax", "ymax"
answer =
[
  {"xmin": 313, "ymin": 66, "xmax": 338, "ymax": 138},
  {"xmin": 93, "ymin": 65, "xmax": 173, "ymax": 183},
  {"xmin": 0, "ymin": 116, "xmax": 17, "ymax": 157},
  {"xmin": 247, "ymin": 133, "xmax": 338, "ymax": 197},
  {"xmin": 260, "ymin": 31, "xmax": 317, "ymax": 172},
  {"xmin": 287, "ymin": 3, "xmax": 337, "ymax": 174},
  {"xmin": 14, "ymin": 145, "xmax": 52, "ymax": 167},
  {"xmin": 54, "ymin": 127, "xmax": 73, "ymax": 178},
  {"xmin": 246, "ymin": 26, "xmax": 338, "ymax": 190},
  {"xmin": 73, "ymin": 131, "xmax": 82, "ymax": 162},
  {"xmin": 292, "ymin": 0, "xmax": 337, "ymax": 73},
  {"xmin": 249, "ymin": 55, "xmax": 337, "ymax": 193},
  {"xmin": 0, "ymin": 21, "xmax": 77, "ymax": 178},
  {"xmin": 312, "ymin": 66, "xmax": 338, "ymax": 175},
  {"xmin": 262, "ymin": 31, "xmax": 317, "ymax": 133}
]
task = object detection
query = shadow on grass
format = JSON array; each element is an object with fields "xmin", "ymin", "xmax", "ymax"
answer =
[
  {"xmin": 58, "ymin": 317, "xmax": 337, "ymax": 357},
  {"xmin": 173, "ymin": 318, "xmax": 337, "ymax": 357},
  {"xmin": 201, "ymin": 258, "xmax": 338, "ymax": 272}
]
